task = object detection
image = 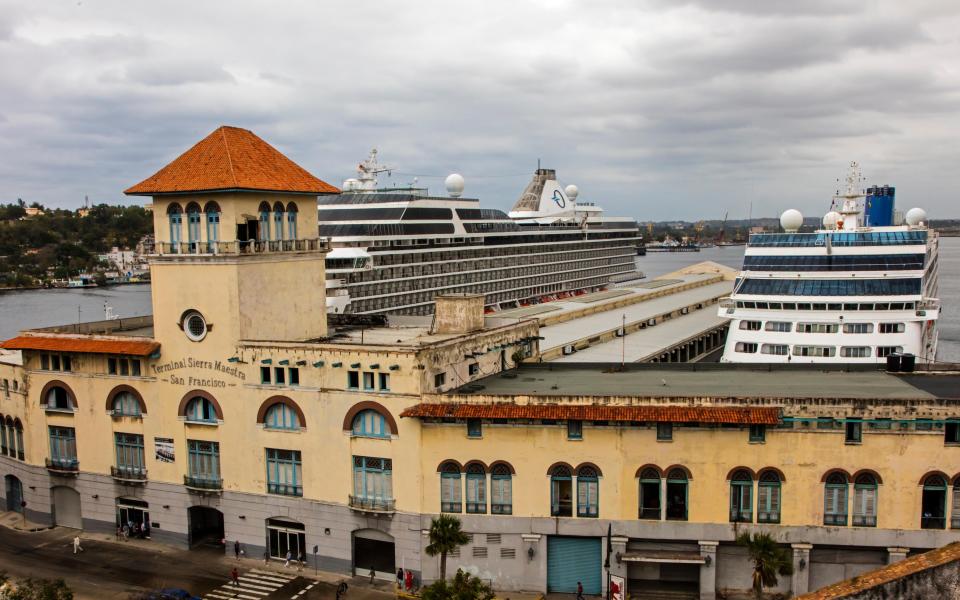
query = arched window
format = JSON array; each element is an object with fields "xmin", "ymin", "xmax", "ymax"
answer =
[
  {"xmin": 666, "ymin": 468, "xmax": 689, "ymax": 521},
  {"xmin": 824, "ymin": 472, "xmax": 849, "ymax": 525},
  {"xmin": 952, "ymin": 479, "xmax": 960, "ymax": 530},
  {"xmin": 46, "ymin": 386, "xmax": 72, "ymax": 411},
  {"xmin": 259, "ymin": 202, "xmax": 271, "ymax": 241},
  {"xmin": 466, "ymin": 463, "xmax": 487, "ymax": 514},
  {"xmin": 4, "ymin": 417, "xmax": 16, "ymax": 460},
  {"xmin": 265, "ymin": 403, "xmax": 300, "ymax": 430},
  {"xmin": 205, "ymin": 202, "xmax": 220, "ymax": 250},
  {"xmin": 551, "ymin": 465, "xmax": 573, "ymax": 517},
  {"xmin": 14, "ymin": 419, "xmax": 23, "ymax": 460},
  {"xmin": 491, "ymin": 463, "xmax": 512, "ymax": 515},
  {"xmin": 352, "ymin": 410, "xmax": 388, "ymax": 438},
  {"xmin": 186, "ymin": 203, "xmax": 202, "ymax": 248},
  {"xmin": 440, "ymin": 462, "xmax": 462, "ymax": 513},
  {"xmin": 112, "ymin": 391, "xmax": 141, "ymax": 417},
  {"xmin": 0, "ymin": 415, "xmax": 7, "ymax": 456},
  {"xmin": 185, "ymin": 397, "xmax": 217, "ymax": 423},
  {"xmin": 167, "ymin": 203, "xmax": 183, "ymax": 247},
  {"xmin": 853, "ymin": 474, "xmax": 878, "ymax": 527},
  {"xmin": 577, "ymin": 466, "xmax": 599, "ymax": 518},
  {"xmin": 286, "ymin": 202, "xmax": 298, "ymax": 239},
  {"xmin": 758, "ymin": 471, "xmax": 781, "ymax": 524},
  {"xmin": 730, "ymin": 469, "xmax": 753, "ymax": 523},
  {"xmin": 922, "ymin": 474, "xmax": 947, "ymax": 529},
  {"xmin": 639, "ymin": 468, "xmax": 661, "ymax": 520},
  {"xmin": 273, "ymin": 202, "xmax": 285, "ymax": 241}
]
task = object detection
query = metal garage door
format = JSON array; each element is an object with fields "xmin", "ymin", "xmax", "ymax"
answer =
[
  {"xmin": 547, "ymin": 536, "xmax": 602, "ymax": 595},
  {"xmin": 51, "ymin": 486, "xmax": 82, "ymax": 529}
]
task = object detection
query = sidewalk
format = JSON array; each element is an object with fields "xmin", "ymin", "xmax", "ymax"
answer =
[{"xmin": 0, "ymin": 510, "xmax": 51, "ymax": 532}]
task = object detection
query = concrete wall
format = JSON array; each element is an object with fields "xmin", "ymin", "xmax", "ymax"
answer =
[{"xmin": 831, "ymin": 559, "xmax": 960, "ymax": 600}]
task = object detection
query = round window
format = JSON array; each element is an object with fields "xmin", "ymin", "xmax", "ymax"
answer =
[{"xmin": 182, "ymin": 311, "xmax": 207, "ymax": 341}]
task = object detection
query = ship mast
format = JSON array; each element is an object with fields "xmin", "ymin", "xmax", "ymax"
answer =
[
  {"xmin": 355, "ymin": 149, "xmax": 393, "ymax": 191},
  {"xmin": 833, "ymin": 161, "xmax": 865, "ymax": 231}
]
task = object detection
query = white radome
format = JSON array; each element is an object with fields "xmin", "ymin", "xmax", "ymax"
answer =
[
  {"xmin": 822, "ymin": 211, "xmax": 840, "ymax": 229},
  {"xmin": 564, "ymin": 184, "xmax": 579, "ymax": 202},
  {"xmin": 905, "ymin": 207, "xmax": 927, "ymax": 226},
  {"xmin": 342, "ymin": 178, "xmax": 360, "ymax": 191},
  {"xmin": 445, "ymin": 173, "xmax": 465, "ymax": 197},
  {"xmin": 780, "ymin": 209, "xmax": 804, "ymax": 232}
]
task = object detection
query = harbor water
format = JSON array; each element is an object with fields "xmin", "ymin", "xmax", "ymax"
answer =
[{"xmin": 1, "ymin": 239, "xmax": 958, "ymax": 361}]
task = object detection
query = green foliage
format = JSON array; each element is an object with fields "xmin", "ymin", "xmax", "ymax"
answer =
[
  {"xmin": 420, "ymin": 569, "xmax": 495, "ymax": 600},
  {"xmin": 425, "ymin": 515, "xmax": 470, "ymax": 581},
  {"xmin": 736, "ymin": 532, "xmax": 793, "ymax": 599},
  {"xmin": 0, "ymin": 574, "xmax": 73, "ymax": 600},
  {"xmin": 0, "ymin": 202, "xmax": 152, "ymax": 286}
]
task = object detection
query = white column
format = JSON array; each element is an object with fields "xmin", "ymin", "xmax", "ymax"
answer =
[
  {"xmin": 791, "ymin": 543, "xmax": 812, "ymax": 596},
  {"xmin": 698, "ymin": 541, "xmax": 719, "ymax": 600}
]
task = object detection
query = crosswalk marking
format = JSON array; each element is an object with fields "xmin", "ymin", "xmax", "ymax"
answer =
[
  {"xmin": 204, "ymin": 569, "xmax": 302, "ymax": 600},
  {"xmin": 251, "ymin": 568, "xmax": 297, "ymax": 580},
  {"xmin": 236, "ymin": 578, "xmax": 280, "ymax": 591},
  {"xmin": 245, "ymin": 572, "xmax": 291, "ymax": 583},
  {"xmin": 222, "ymin": 585, "xmax": 268, "ymax": 597},
  {"xmin": 244, "ymin": 573, "xmax": 291, "ymax": 585}
]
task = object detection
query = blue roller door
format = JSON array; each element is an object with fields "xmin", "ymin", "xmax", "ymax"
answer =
[{"xmin": 547, "ymin": 536, "xmax": 602, "ymax": 594}]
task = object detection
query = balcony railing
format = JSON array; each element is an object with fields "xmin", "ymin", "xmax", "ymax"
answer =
[
  {"xmin": 184, "ymin": 474, "xmax": 223, "ymax": 492},
  {"xmin": 852, "ymin": 515, "xmax": 877, "ymax": 527},
  {"xmin": 639, "ymin": 507, "xmax": 662, "ymax": 520},
  {"xmin": 491, "ymin": 503, "xmax": 512, "ymax": 515},
  {"xmin": 267, "ymin": 482, "xmax": 303, "ymax": 497},
  {"xmin": 758, "ymin": 511, "xmax": 781, "ymax": 524},
  {"xmin": 111, "ymin": 465, "xmax": 148, "ymax": 483},
  {"xmin": 730, "ymin": 510, "xmax": 753, "ymax": 523},
  {"xmin": 348, "ymin": 495, "xmax": 395, "ymax": 513},
  {"xmin": 148, "ymin": 238, "xmax": 329, "ymax": 257},
  {"xmin": 921, "ymin": 516, "xmax": 946, "ymax": 530},
  {"xmin": 46, "ymin": 457, "xmax": 79, "ymax": 475},
  {"xmin": 824, "ymin": 513, "xmax": 848, "ymax": 526},
  {"xmin": 466, "ymin": 502, "xmax": 486, "ymax": 514}
]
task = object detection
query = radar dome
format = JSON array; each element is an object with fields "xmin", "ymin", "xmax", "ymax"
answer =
[
  {"xmin": 445, "ymin": 173, "xmax": 465, "ymax": 198},
  {"xmin": 822, "ymin": 211, "xmax": 840, "ymax": 229},
  {"xmin": 905, "ymin": 207, "xmax": 927, "ymax": 226},
  {"xmin": 780, "ymin": 209, "xmax": 804, "ymax": 232},
  {"xmin": 564, "ymin": 184, "xmax": 579, "ymax": 202},
  {"xmin": 342, "ymin": 178, "xmax": 360, "ymax": 191}
]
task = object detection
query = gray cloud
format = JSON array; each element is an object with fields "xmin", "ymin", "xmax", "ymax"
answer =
[{"xmin": 0, "ymin": 0, "xmax": 957, "ymax": 221}]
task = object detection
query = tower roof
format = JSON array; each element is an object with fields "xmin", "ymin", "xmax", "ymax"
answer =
[{"xmin": 124, "ymin": 126, "xmax": 340, "ymax": 196}]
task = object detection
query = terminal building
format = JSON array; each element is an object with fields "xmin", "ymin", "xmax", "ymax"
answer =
[{"xmin": 1, "ymin": 127, "xmax": 959, "ymax": 600}]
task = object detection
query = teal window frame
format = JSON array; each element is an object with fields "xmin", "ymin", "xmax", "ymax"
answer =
[
  {"xmin": 824, "ymin": 473, "xmax": 849, "ymax": 525},
  {"xmin": 945, "ymin": 420, "xmax": 960, "ymax": 444},
  {"xmin": 757, "ymin": 471, "xmax": 781, "ymax": 524},
  {"xmin": 168, "ymin": 209, "xmax": 183, "ymax": 245},
  {"xmin": 657, "ymin": 422, "xmax": 673, "ymax": 441},
  {"xmin": 665, "ymin": 468, "xmax": 689, "ymax": 521},
  {"xmin": 491, "ymin": 464, "xmax": 512, "ymax": 515},
  {"xmin": 266, "ymin": 448, "xmax": 303, "ymax": 496},
  {"xmin": 48, "ymin": 426, "xmax": 77, "ymax": 466},
  {"xmin": 265, "ymin": 403, "xmax": 300, "ymax": 431},
  {"xmin": 378, "ymin": 372, "xmax": 389, "ymax": 391},
  {"xmin": 852, "ymin": 474, "xmax": 878, "ymax": 527},
  {"xmin": 845, "ymin": 419, "xmax": 862, "ymax": 444},
  {"xmin": 274, "ymin": 367, "xmax": 286, "ymax": 385},
  {"xmin": 467, "ymin": 418, "xmax": 482, "ymax": 438},
  {"xmin": 353, "ymin": 456, "xmax": 393, "ymax": 501},
  {"xmin": 259, "ymin": 210, "xmax": 271, "ymax": 241},
  {"xmin": 362, "ymin": 372, "xmax": 375, "ymax": 391},
  {"xmin": 639, "ymin": 468, "xmax": 661, "ymax": 520},
  {"xmin": 440, "ymin": 462, "xmax": 462, "ymax": 513},
  {"xmin": 187, "ymin": 206, "xmax": 201, "ymax": 245},
  {"xmin": 187, "ymin": 440, "xmax": 220, "ymax": 481},
  {"xmin": 114, "ymin": 432, "xmax": 144, "ymax": 471},
  {"xmin": 0, "ymin": 421, "xmax": 7, "ymax": 455},
  {"xmin": 15, "ymin": 423, "xmax": 24, "ymax": 460},
  {"xmin": 576, "ymin": 467, "xmax": 599, "ymax": 518},
  {"xmin": 185, "ymin": 397, "xmax": 217, "ymax": 423},
  {"xmin": 205, "ymin": 209, "xmax": 220, "ymax": 249},
  {"xmin": 287, "ymin": 210, "xmax": 297, "ymax": 239},
  {"xmin": 260, "ymin": 366, "xmax": 271, "ymax": 384},
  {"xmin": 351, "ymin": 410, "xmax": 389, "ymax": 438},
  {"xmin": 273, "ymin": 209, "xmax": 285, "ymax": 240},
  {"xmin": 567, "ymin": 420, "xmax": 583, "ymax": 440},
  {"xmin": 729, "ymin": 470, "xmax": 753, "ymax": 523},
  {"xmin": 466, "ymin": 464, "xmax": 487, "ymax": 514},
  {"xmin": 921, "ymin": 475, "xmax": 947, "ymax": 529},
  {"xmin": 550, "ymin": 466, "xmax": 573, "ymax": 517},
  {"xmin": 749, "ymin": 424, "xmax": 766, "ymax": 443},
  {"xmin": 288, "ymin": 368, "xmax": 300, "ymax": 386},
  {"xmin": 347, "ymin": 371, "xmax": 360, "ymax": 390},
  {"xmin": 112, "ymin": 391, "xmax": 141, "ymax": 417}
]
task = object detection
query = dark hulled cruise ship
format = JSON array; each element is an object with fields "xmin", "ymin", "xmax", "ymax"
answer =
[{"xmin": 320, "ymin": 150, "xmax": 642, "ymax": 315}]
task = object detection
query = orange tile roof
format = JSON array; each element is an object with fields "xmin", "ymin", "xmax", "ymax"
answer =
[
  {"xmin": 124, "ymin": 126, "xmax": 340, "ymax": 196},
  {"xmin": 400, "ymin": 403, "xmax": 780, "ymax": 424},
  {"xmin": 0, "ymin": 335, "xmax": 159, "ymax": 357},
  {"xmin": 796, "ymin": 542, "xmax": 960, "ymax": 599}
]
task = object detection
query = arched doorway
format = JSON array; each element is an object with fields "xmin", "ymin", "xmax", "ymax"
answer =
[
  {"xmin": 4, "ymin": 475, "xmax": 23, "ymax": 513},
  {"xmin": 188, "ymin": 505, "xmax": 225, "ymax": 549},
  {"xmin": 352, "ymin": 528, "xmax": 395, "ymax": 580},
  {"xmin": 51, "ymin": 486, "xmax": 82, "ymax": 529}
]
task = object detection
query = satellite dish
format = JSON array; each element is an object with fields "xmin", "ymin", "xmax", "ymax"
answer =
[
  {"xmin": 342, "ymin": 178, "xmax": 360, "ymax": 191},
  {"xmin": 905, "ymin": 207, "xmax": 927, "ymax": 226},
  {"xmin": 445, "ymin": 173, "xmax": 465, "ymax": 198},
  {"xmin": 780, "ymin": 209, "xmax": 803, "ymax": 232},
  {"xmin": 822, "ymin": 211, "xmax": 840, "ymax": 229},
  {"xmin": 564, "ymin": 184, "xmax": 579, "ymax": 202}
]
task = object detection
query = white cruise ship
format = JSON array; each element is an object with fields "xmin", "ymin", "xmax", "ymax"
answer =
[
  {"xmin": 719, "ymin": 162, "xmax": 940, "ymax": 364},
  {"xmin": 320, "ymin": 150, "xmax": 642, "ymax": 315}
]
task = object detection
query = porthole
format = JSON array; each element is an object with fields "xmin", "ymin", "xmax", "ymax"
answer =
[{"xmin": 183, "ymin": 310, "xmax": 208, "ymax": 342}]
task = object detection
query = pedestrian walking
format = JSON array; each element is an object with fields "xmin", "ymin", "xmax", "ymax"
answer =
[
  {"xmin": 231, "ymin": 567, "xmax": 240, "ymax": 587},
  {"xmin": 263, "ymin": 549, "xmax": 269, "ymax": 565},
  {"xmin": 284, "ymin": 550, "xmax": 292, "ymax": 568},
  {"xmin": 72, "ymin": 535, "xmax": 84, "ymax": 554},
  {"xmin": 122, "ymin": 525, "xmax": 129, "ymax": 541},
  {"xmin": 396, "ymin": 568, "xmax": 404, "ymax": 590},
  {"xmin": 369, "ymin": 566, "xmax": 376, "ymax": 584},
  {"xmin": 234, "ymin": 540, "xmax": 241, "ymax": 560},
  {"xmin": 298, "ymin": 551, "xmax": 305, "ymax": 571},
  {"xmin": 143, "ymin": 521, "xmax": 150, "ymax": 539},
  {"xmin": 115, "ymin": 526, "xmax": 122, "ymax": 541},
  {"xmin": 577, "ymin": 581, "xmax": 584, "ymax": 600}
]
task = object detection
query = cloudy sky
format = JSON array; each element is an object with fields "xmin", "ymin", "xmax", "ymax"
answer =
[{"xmin": 0, "ymin": 0, "xmax": 958, "ymax": 220}]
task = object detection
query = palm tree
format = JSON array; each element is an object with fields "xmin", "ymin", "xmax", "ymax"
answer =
[
  {"xmin": 736, "ymin": 532, "xmax": 794, "ymax": 599},
  {"xmin": 425, "ymin": 515, "xmax": 470, "ymax": 581}
]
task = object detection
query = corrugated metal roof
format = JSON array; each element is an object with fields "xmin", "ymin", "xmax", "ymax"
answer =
[
  {"xmin": 125, "ymin": 126, "xmax": 339, "ymax": 195},
  {"xmin": 0, "ymin": 335, "xmax": 159, "ymax": 357},
  {"xmin": 400, "ymin": 403, "xmax": 780, "ymax": 424}
]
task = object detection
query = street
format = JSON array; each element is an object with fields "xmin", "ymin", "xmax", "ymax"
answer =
[{"xmin": 0, "ymin": 526, "xmax": 394, "ymax": 600}]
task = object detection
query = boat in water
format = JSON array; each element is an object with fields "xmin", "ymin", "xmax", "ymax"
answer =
[
  {"xmin": 319, "ymin": 150, "xmax": 642, "ymax": 315},
  {"xmin": 719, "ymin": 162, "xmax": 940, "ymax": 364}
]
